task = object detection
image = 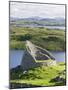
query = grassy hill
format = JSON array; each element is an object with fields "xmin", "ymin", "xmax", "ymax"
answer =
[
  {"xmin": 10, "ymin": 62, "xmax": 66, "ymax": 88},
  {"xmin": 10, "ymin": 26, "xmax": 65, "ymax": 51},
  {"xmin": 10, "ymin": 17, "xmax": 65, "ymax": 27}
]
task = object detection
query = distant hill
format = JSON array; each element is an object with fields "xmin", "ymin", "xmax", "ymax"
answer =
[{"xmin": 10, "ymin": 17, "xmax": 65, "ymax": 27}]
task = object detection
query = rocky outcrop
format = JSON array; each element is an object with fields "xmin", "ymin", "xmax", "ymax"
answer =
[{"xmin": 21, "ymin": 41, "xmax": 56, "ymax": 70}]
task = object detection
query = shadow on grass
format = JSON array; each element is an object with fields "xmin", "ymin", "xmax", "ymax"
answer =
[
  {"xmin": 49, "ymin": 76, "xmax": 66, "ymax": 86},
  {"xmin": 10, "ymin": 83, "xmax": 43, "ymax": 89}
]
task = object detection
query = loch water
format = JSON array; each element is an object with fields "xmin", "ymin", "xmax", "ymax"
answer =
[{"xmin": 9, "ymin": 50, "xmax": 65, "ymax": 69}]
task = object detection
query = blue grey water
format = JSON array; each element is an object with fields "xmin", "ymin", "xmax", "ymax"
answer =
[
  {"xmin": 9, "ymin": 50, "xmax": 24, "ymax": 69},
  {"xmin": 17, "ymin": 25, "xmax": 65, "ymax": 30},
  {"xmin": 50, "ymin": 51, "xmax": 65, "ymax": 62},
  {"xmin": 44, "ymin": 26, "xmax": 65, "ymax": 30},
  {"xmin": 9, "ymin": 50, "xmax": 65, "ymax": 69}
]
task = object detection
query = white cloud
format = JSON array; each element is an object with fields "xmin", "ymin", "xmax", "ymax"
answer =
[{"xmin": 10, "ymin": 2, "xmax": 65, "ymax": 18}]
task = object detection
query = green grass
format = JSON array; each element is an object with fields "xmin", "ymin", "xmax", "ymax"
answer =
[
  {"xmin": 10, "ymin": 62, "xmax": 66, "ymax": 86},
  {"xmin": 10, "ymin": 40, "xmax": 26, "ymax": 50},
  {"xmin": 10, "ymin": 26, "xmax": 65, "ymax": 51},
  {"xmin": 10, "ymin": 79, "xmax": 55, "ymax": 86},
  {"xmin": 35, "ymin": 59, "xmax": 54, "ymax": 62}
]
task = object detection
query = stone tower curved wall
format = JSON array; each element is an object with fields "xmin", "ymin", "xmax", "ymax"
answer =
[{"xmin": 21, "ymin": 41, "xmax": 56, "ymax": 70}]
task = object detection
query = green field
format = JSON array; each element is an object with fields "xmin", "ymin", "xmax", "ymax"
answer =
[
  {"xmin": 10, "ymin": 62, "xmax": 66, "ymax": 88},
  {"xmin": 10, "ymin": 26, "xmax": 65, "ymax": 51}
]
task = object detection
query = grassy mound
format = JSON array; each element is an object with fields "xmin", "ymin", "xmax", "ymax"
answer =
[{"xmin": 10, "ymin": 62, "xmax": 66, "ymax": 88}]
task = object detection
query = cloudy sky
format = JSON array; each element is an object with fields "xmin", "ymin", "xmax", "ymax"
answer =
[{"xmin": 10, "ymin": 2, "xmax": 65, "ymax": 18}]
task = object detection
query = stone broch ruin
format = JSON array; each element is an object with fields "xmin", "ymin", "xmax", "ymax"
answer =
[{"xmin": 21, "ymin": 41, "xmax": 56, "ymax": 70}]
